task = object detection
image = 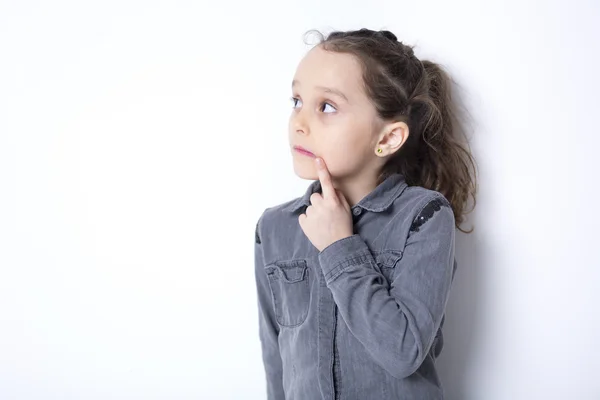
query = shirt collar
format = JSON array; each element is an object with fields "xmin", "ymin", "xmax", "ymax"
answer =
[{"xmin": 283, "ymin": 172, "xmax": 408, "ymax": 214}]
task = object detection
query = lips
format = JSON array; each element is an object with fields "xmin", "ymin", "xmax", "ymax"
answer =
[{"xmin": 294, "ymin": 146, "xmax": 315, "ymax": 157}]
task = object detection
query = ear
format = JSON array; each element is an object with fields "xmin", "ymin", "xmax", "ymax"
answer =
[{"xmin": 374, "ymin": 121, "xmax": 410, "ymax": 156}]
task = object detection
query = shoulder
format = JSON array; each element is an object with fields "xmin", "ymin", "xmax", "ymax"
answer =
[
  {"xmin": 392, "ymin": 185, "xmax": 454, "ymax": 233},
  {"xmin": 254, "ymin": 196, "xmax": 303, "ymax": 245}
]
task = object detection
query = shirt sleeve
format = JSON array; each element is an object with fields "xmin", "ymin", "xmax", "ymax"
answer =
[
  {"xmin": 317, "ymin": 195, "xmax": 456, "ymax": 379},
  {"xmin": 254, "ymin": 214, "xmax": 286, "ymax": 399}
]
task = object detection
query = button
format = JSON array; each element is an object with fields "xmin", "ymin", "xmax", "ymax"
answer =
[{"xmin": 352, "ymin": 207, "xmax": 362, "ymax": 216}]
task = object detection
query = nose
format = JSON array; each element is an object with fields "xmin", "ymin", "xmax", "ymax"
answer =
[{"xmin": 291, "ymin": 108, "xmax": 309, "ymax": 136}]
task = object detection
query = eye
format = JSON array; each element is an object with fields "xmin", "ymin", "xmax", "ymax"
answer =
[
  {"xmin": 321, "ymin": 102, "xmax": 337, "ymax": 114},
  {"xmin": 290, "ymin": 97, "xmax": 302, "ymax": 108}
]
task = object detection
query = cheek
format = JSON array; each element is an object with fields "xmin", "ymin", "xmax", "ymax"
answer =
[
  {"xmin": 322, "ymin": 127, "xmax": 372, "ymax": 172},
  {"xmin": 331, "ymin": 118, "xmax": 372, "ymax": 152}
]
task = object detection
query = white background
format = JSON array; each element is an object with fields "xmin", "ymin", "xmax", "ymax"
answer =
[{"xmin": 1, "ymin": 1, "xmax": 599, "ymax": 399}]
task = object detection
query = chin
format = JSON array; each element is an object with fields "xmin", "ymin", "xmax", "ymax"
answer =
[
  {"xmin": 292, "ymin": 159, "xmax": 318, "ymax": 180},
  {"xmin": 293, "ymin": 166, "xmax": 318, "ymax": 180}
]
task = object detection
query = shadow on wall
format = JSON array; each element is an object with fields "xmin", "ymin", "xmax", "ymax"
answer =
[
  {"xmin": 436, "ymin": 208, "xmax": 486, "ymax": 400},
  {"xmin": 435, "ymin": 76, "xmax": 486, "ymax": 400}
]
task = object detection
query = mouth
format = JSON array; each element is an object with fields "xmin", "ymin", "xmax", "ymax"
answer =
[{"xmin": 293, "ymin": 146, "xmax": 316, "ymax": 158}]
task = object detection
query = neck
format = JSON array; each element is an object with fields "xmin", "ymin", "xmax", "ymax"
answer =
[{"xmin": 331, "ymin": 169, "xmax": 380, "ymax": 208}]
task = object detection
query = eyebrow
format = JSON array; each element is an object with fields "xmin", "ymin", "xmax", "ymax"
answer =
[{"xmin": 292, "ymin": 79, "xmax": 349, "ymax": 102}]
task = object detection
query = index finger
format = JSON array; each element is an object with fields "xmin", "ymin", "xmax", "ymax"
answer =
[{"xmin": 316, "ymin": 157, "xmax": 335, "ymax": 200}]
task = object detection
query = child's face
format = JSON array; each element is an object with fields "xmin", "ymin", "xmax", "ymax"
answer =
[{"xmin": 289, "ymin": 45, "xmax": 384, "ymax": 181}]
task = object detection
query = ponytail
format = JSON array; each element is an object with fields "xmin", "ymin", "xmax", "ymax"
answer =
[
  {"xmin": 388, "ymin": 60, "xmax": 477, "ymax": 232},
  {"xmin": 316, "ymin": 28, "xmax": 478, "ymax": 232}
]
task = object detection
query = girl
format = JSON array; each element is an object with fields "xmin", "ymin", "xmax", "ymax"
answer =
[{"xmin": 254, "ymin": 28, "xmax": 477, "ymax": 400}]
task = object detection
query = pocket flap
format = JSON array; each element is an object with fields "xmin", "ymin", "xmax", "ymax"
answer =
[{"xmin": 267, "ymin": 259, "xmax": 308, "ymax": 283}]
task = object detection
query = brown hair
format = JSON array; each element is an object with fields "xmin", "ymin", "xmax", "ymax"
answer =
[{"xmin": 306, "ymin": 28, "xmax": 478, "ymax": 233}]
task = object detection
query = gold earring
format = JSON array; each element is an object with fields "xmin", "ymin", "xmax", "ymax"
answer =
[{"xmin": 377, "ymin": 148, "xmax": 383, "ymax": 154}]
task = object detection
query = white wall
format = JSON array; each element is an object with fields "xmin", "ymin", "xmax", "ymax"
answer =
[{"xmin": 1, "ymin": 1, "xmax": 598, "ymax": 399}]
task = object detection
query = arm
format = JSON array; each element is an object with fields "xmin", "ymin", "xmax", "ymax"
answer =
[
  {"xmin": 318, "ymin": 195, "xmax": 456, "ymax": 379},
  {"xmin": 254, "ymin": 215, "xmax": 285, "ymax": 399}
]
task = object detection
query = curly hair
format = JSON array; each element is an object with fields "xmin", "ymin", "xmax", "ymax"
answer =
[{"xmin": 306, "ymin": 28, "xmax": 478, "ymax": 233}]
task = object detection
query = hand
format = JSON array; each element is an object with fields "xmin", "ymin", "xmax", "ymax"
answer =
[{"xmin": 298, "ymin": 157, "xmax": 354, "ymax": 252}]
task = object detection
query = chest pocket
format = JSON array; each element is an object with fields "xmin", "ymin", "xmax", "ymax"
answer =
[
  {"xmin": 265, "ymin": 259, "xmax": 311, "ymax": 328},
  {"xmin": 373, "ymin": 250, "xmax": 404, "ymax": 285}
]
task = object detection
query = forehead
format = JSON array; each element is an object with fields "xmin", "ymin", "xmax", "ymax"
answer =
[{"xmin": 293, "ymin": 45, "xmax": 364, "ymax": 94}]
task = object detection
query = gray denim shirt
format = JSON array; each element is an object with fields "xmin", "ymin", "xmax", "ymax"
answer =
[{"xmin": 254, "ymin": 172, "xmax": 457, "ymax": 400}]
